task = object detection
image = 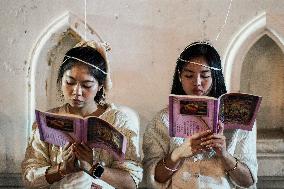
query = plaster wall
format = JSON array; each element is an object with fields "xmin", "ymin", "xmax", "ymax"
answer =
[
  {"xmin": 241, "ymin": 35, "xmax": 284, "ymax": 130},
  {"xmin": 0, "ymin": 1, "xmax": 284, "ymax": 186}
]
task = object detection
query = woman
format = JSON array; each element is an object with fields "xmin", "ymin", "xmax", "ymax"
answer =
[
  {"xmin": 22, "ymin": 41, "xmax": 142, "ymax": 188},
  {"xmin": 143, "ymin": 41, "xmax": 257, "ymax": 189}
]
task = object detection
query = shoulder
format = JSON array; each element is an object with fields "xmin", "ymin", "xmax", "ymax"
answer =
[
  {"xmin": 151, "ymin": 107, "xmax": 169, "ymax": 127},
  {"xmin": 101, "ymin": 104, "xmax": 140, "ymax": 136},
  {"xmin": 145, "ymin": 107, "xmax": 169, "ymax": 134},
  {"xmin": 102, "ymin": 103, "xmax": 128, "ymax": 121},
  {"xmin": 143, "ymin": 107, "xmax": 171, "ymax": 146},
  {"xmin": 101, "ymin": 103, "xmax": 139, "ymax": 131}
]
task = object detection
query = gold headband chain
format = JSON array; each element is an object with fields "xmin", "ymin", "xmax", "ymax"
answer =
[
  {"xmin": 178, "ymin": 57, "xmax": 222, "ymax": 71},
  {"xmin": 63, "ymin": 55, "xmax": 108, "ymax": 75}
]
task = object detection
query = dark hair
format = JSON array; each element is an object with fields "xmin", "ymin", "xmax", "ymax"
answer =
[
  {"xmin": 171, "ymin": 42, "xmax": 227, "ymax": 98},
  {"xmin": 57, "ymin": 46, "xmax": 107, "ymax": 104}
]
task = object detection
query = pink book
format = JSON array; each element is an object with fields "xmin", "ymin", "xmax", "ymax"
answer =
[
  {"xmin": 35, "ymin": 110, "xmax": 127, "ymax": 161},
  {"xmin": 169, "ymin": 93, "xmax": 262, "ymax": 138}
]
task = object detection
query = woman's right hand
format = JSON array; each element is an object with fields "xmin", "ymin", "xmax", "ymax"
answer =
[
  {"xmin": 61, "ymin": 142, "xmax": 79, "ymax": 174},
  {"xmin": 170, "ymin": 130, "xmax": 212, "ymax": 162}
]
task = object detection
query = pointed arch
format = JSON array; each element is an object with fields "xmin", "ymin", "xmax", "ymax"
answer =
[
  {"xmin": 26, "ymin": 12, "xmax": 103, "ymax": 133},
  {"xmin": 223, "ymin": 12, "xmax": 284, "ymax": 92}
]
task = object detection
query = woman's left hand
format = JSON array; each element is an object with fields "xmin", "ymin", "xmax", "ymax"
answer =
[
  {"xmin": 200, "ymin": 121, "xmax": 227, "ymax": 157},
  {"xmin": 73, "ymin": 142, "xmax": 93, "ymax": 171}
]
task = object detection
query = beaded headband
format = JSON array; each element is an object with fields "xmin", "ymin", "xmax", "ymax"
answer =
[
  {"xmin": 63, "ymin": 55, "xmax": 107, "ymax": 75},
  {"xmin": 178, "ymin": 58, "xmax": 222, "ymax": 71},
  {"xmin": 63, "ymin": 40, "xmax": 112, "ymax": 93},
  {"xmin": 178, "ymin": 40, "xmax": 222, "ymax": 71}
]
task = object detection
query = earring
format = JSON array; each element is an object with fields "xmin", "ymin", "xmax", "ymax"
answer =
[
  {"xmin": 56, "ymin": 89, "xmax": 65, "ymax": 103},
  {"xmin": 178, "ymin": 70, "xmax": 182, "ymax": 83},
  {"xmin": 98, "ymin": 87, "xmax": 106, "ymax": 106}
]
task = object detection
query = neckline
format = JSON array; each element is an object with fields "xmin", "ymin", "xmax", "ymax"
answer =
[{"xmin": 64, "ymin": 103, "xmax": 111, "ymax": 118}]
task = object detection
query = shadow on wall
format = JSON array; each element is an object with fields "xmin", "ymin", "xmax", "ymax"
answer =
[{"xmin": 0, "ymin": 112, "xmax": 16, "ymax": 173}]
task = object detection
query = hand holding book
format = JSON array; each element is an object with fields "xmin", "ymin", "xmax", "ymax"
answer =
[
  {"xmin": 169, "ymin": 93, "xmax": 262, "ymax": 138},
  {"xmin": 61, "ymin": 142, "xmax": 80, "ymax": 175},
  {"xmin": 35, "ymin": 110, "xmax": 127, "ymax": 161},
  {"xmin": 170, "ymin": 130, "xmax": 212, "ymax": 162},
  {"xmin": 73, "ymin": 142, "xmax": 94, "ymax": 171},
  {"xmin": 199, "ymin": 121, "xmax": 227, "ymax": 157}
]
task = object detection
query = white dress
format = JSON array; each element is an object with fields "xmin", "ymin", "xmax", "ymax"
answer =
[
  {"xmin": 22, "ymin": 103, "xmax": 142, "ymax": 189},
  {"xmin": 143, "ymin": 108, "xmax": 257, "ymax": 189}
]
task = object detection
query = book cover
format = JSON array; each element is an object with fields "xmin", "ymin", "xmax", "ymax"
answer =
[
  {"xmin": 218, "ymin": 93, "xmax": 262, "ymax": 131},
  {"xmin": 169, "ymin": 93, "xmax": 262, "ymax": 138},
  {"xmin": 35, "ymin": 110, "xmax": 127, "ymax": 161}
]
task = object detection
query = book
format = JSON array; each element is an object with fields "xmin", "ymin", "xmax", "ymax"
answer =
[
  {"xmin": 91, "ymin": 179, "xmax": 115, "ymax": 189},
  {"xmin": 169, "ymin": 93, "xmax": 262, "ymax": 138},
  {"xmin": 35, "ymin": 110, "xmax": 127, "ymax": 161}
]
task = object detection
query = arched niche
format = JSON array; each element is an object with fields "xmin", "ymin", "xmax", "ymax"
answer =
[
  {"xmin": 240, "ymin": 35, "xmax": 284, "ymax": 131},
  {"xmin": 222, "ymin": 12, "xmax": 284, "ymax": 134},
  {"xmin": 223, "ymin": 12, "xmax": 284, "ymax": 92},
  {"xmin": 27, "ymin": 12, "xmax": 104, "ymax": 133},
  {"xmin": 223, "ymin": 13, "xmax": 284, "ymax": 182}
]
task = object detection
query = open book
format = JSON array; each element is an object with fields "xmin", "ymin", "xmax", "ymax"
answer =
[
  {"xmin": 169, "ymin": 93, "xmax": 262, "ymax": 138},
  {"xmin": 35, "ymin": 110, "xmax": 127, "ymax": 161}
]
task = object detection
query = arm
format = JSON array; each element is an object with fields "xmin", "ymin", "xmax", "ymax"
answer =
[
  {"xmin": 200, "ymin": 121, "xmax": 257, "ymax": 187},
  {"xmin": 220, "ymin": 152, "xmax": 254, "ymax": 187},
  {"xmin": 100, "ymin": 167, "xmax": 137, "ymax": 189},
  {"xmin": 45, "ymin": 142, "xmax": 80, "ymax": 184},
  {"xmin": 21, "ymin": 123, "xmax": 52, "ymax": 188},
  {"xmin": 22, "ymin": 124, "xmax": 81, "ymax": 188},
  {"xmin": 230, "ymin": 123, "xmax": 258, "ymax": 187},
  {"xmin": 142, "ymin": 112, "xmax": 172, "ymax": 188},
  {"xmin": 154, "ymin": 130, "xmax": 212, "ymax": 183},
  {"xmin": 110, "ymin": 111, "xmax": 143, "ymax": 188},
  {"xmin": 74, "ymin": 111, "xmax": 142, "ymax": 189},
  {"xmin": 142, "ymin": 110, "xmax": 209, "ymax": 188}
]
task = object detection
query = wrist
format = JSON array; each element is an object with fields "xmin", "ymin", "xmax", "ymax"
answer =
[
  {"xmin": 171, "ymin": 149, "xmax": 181, "ymax": 163},
  {"xmin": 58, "ymin": 162, "xmax": 66, "ymax": 177},
  {"xmin": 225, "ymin": 157, "xmax": 239, "ymax": 175},
  {"xmin": 166, "ymin": 152, "xmax": 183, "ymax": 171},
  {"xmin": 88, "ymin": 162, "xmax": 105, "ymax": 179},
  {"xmin": 220, "ymin": 150, "xmax": 231, "ymax": 161}
]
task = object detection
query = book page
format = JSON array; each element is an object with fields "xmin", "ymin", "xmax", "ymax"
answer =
[
  {"xmin": 169, "ymin": 95, "xmax": 218, "ymax": 138},
  {"xmin": 91, "ymin": 179, "xmax": 115, "ymax": 189},
  {"xmin": 85, "ymin": 117, "xmax": 127, "ymax": 161}
]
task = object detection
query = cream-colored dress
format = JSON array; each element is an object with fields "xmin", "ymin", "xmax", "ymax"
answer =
[
  {"xmin": 22, "ymin": 103, "xmax": 142, "ymax": 189},
  {"xmin": 143, "ymin": 108, "xmax": 258, "ymax": 189}
]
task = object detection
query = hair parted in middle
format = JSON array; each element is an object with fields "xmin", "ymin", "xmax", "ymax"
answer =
[{"xmin": 171, "ymin": 41, "xmax": 227, "ymax": 98}]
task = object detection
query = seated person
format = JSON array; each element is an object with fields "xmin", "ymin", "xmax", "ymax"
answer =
[
  {"xmin": 143, "ymin": 41, "xmax": 257, "ymax": 189},
  {"xmin": 22, "ymin": 41, "xmax": 142, "ymax": 189}
]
